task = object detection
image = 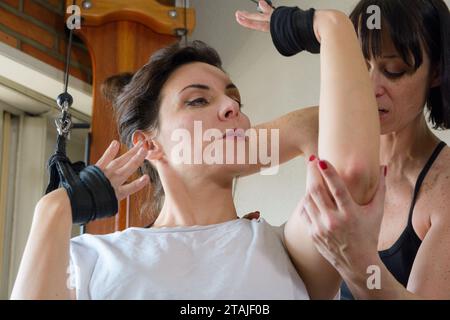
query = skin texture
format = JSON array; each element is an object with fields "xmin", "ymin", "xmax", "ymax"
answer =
[{"xmin": 301, "ymin": 26, "xmax": 450, "ymax": 299}]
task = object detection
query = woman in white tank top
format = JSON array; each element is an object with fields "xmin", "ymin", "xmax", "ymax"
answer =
[{"xmin": 11, "ymin": 2, "xmax": 380, "ymax": 300}]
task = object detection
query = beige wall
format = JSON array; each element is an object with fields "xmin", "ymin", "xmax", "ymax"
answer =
[{"xmin": 190, "ymin": 0, "xmax": 450, "ymax": 226}]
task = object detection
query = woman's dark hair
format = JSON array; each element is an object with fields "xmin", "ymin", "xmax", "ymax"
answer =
[
  {"xmin": 350, "ymin": 0, "xmax": 450, "ymax": 129},
  {"xmin": 102, "ymin": 40, "xmax": 224, "ymax": 218}
]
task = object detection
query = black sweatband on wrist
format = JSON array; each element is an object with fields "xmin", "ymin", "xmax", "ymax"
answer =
[
  {"xmin": 62, "ymin": 165, "xmax": 118, "ymax": 225},
  {"xmin": 270, "ymin": 6, "xmax": 321, "ymax": 56}
]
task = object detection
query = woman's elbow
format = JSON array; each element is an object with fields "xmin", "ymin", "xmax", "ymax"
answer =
[{"xmin": 340, "ymin": 163, "xmax": 380, "ymax": 205}]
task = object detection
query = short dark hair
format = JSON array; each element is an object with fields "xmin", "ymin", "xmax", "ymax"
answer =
[
  {"xmin": 350, "ymin": 0, "xmax": 450, "ymax": 129},
  {"xmin": 102, "ymin": 40, "xmax": 224, "ymax": 219}
]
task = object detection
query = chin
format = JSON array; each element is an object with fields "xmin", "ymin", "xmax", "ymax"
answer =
[
  {"xmin": 380, "ymin": 128, "xmax": 391, "ymax": 136},
  {"xmin": 380, "ymin": 122, "xmax": 396, "ymax": 136}
]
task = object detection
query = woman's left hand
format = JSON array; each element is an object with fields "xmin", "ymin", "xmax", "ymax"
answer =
[
  {"xmin": 300, "ymin": 158, "xmax": 387, "ymax": 274},
  {"xmin": 235, "ymin": 0, "xmax": 274, "ymax": 32}
]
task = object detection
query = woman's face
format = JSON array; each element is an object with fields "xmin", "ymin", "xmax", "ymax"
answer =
[
  {"xmin": 155, "ymin": 62, "xmax": 251, "ymax": 180},
  {"xmin": 365, "ymin": 31, "xmax": 437, "ymax": 135}
]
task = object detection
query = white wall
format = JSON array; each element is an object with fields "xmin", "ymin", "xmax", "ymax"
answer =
[
  {"xmin": 2, "ymin": 113, "xmax": 86, "ymax": 298},
  {"xmin": 190, "ymin": 0, "xmax": 450, "ymax": 226},
  {"xmin": 0, "ymin": 43, "xmax": 89, "ymax": 297}
]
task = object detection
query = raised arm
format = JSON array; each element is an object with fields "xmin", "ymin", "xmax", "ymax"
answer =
[
  {"xmin": 236, "ymin": 2, "xmax": 380, "ymax": 299},
  {"xmin": 236, "ymin": 3, "xmax": 379, "ymax": 200},
  {"xmin": 315, "ymin": 11, "xmax": 380, "ymax": 203},
  {"xmin": 286, "ymin": 10, "xmax": 379, "ymax": 299},
  {"xmin": 237, "ymin": 106, "xmax": 318, "ymax": 177}
]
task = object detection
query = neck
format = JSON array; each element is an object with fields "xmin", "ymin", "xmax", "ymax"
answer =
[
  {"xmin": 380, "ymin": 114, "xmax": 439, "ymax": 172},
  {"xmin": 152, "ymin": 163, "xmax": 238, "ymax": 228}
]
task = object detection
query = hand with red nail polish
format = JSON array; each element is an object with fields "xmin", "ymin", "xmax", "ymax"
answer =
[
  {"xmin": 318, "ymin": 160, "xmax": 328, "ymax": 170},
  {"xmin": 301, "ymin": 160, "xmax": 387, "ymax": 279}
]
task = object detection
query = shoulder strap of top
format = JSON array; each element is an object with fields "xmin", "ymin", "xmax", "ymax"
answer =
[{"xmin": 408, "ymin": 141, "xmax": 447, "ymax": 226}]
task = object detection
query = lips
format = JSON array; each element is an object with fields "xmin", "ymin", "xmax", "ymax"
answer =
[{"xmin": 222, "ymin": 128, "xmax": 246, "ymax": 139}]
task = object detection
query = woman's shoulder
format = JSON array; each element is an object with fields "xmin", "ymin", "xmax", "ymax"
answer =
[
  {"xmin": 432, "ymin": 144, "xmax": 450, "ymax": 186},
  {"xmin": 246, "ymin": 218, "xmax": 287, "ymax": 247},
  {"xmin": 425, "ymin": 144, "xmax": 450, "ymax": 217},
  {"xmin": 70, "ymin": 229, "xmax": 128, "ymax": 248}
]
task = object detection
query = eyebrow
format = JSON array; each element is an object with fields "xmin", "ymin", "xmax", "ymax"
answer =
[{"xmin": 179, "ymin": 83, "xmax": 238, "ymax": 94}]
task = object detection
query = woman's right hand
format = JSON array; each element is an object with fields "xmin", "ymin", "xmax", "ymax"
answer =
[
  {"xmin": 95, "ymin": 140, "xmax": 150, "ymax": 201},
  {"xmin": 235, "ymin": 0, "xmax": 274, "ymax": 32}
]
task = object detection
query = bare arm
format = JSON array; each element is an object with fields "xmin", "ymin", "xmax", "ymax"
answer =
[
  {"xmin": 236, "ymin": 4, "xmax": 379, "ymax": 199},
  {"xmin": 316, "ymin": 12, "xmax": 380, "ymax": 204},
  {"xmin": 303, "ymin": 164, "xmax": 450, "ymax": 300},
  {"xmin": 286, "ymin": 10, "xmax": 379, "ymax": 299},
  {"xmin": 236, "ymin": 5, "xmax": 379, "ymax": 299},
  {"xmin": 11, "ymin": 141, "xmax": 151, "ymax": 299},
  {"xmin": 239, "ymin": 106, "xmax": 318, "ymax": 177},
  {"xmin": 10, "ymin": 189, "xmax": 75, "ymax": 299},
  {"xmin": 343, "ymin": 200, "xmax": 450, "ymax": 300},
  {"xmin": 406, "ymin": 206, "xmax": 450, "ymax": 299},
  {"xmin": 238, "ymin": 4, "xmax": 380, "ymax": 299}
]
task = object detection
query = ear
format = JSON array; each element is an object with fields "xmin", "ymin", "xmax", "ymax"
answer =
[
  {"xmin": 146, "ymin": 140, "xmax": 165, "ymax": 161},
  {"xmin": 430, "ymin": 65, "xmax": 441, "ymax": 88},
  {"xmin": 131, "ymin": 130, "xmax": 149, "ymax": 147},
  {"xmin": 131, "ymin": 131, "xmax": 164, "ymax": 161}
]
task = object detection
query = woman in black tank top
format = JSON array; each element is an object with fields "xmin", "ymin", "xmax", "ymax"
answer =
[
  {"xmin": 300, "ymin": 0, "xmax": 450, "ymax": 299},
  {"xmin": 340, "ymin": 141, "xmax": 447, "ymax": 299}
]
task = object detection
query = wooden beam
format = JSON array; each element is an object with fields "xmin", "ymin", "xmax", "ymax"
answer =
[
  {"xmin": 67, "ymin": 0, "xmax": 195, "ymax": 36},
  {"xmin": 65, "ymin": 0, "xmax": 196, "ymax": 234}
]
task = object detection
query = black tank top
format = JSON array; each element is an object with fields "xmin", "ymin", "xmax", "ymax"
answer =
[{"xmin": 341, "ymin": 141, "xmax": 447, "ymax": 300}]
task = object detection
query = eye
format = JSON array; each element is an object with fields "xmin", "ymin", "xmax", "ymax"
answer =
[
  {"xmin": 185, "ymin": 98, "xmax": 209, "ymax": 107},
  {"xmin": 383, "ymin": 69, "xmax": 406, "ymax": 79}
]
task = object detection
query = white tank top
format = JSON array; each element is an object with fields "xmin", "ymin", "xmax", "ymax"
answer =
[{"xmin": 69, "ymin": 218, "xmax": 310, "ymax": 299}]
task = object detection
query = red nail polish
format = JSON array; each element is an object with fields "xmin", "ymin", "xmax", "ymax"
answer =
[
  {"xmin": 319, "ymin": 160, "xmax": 328, "ymax": 170},
  {"xmin": 384, "ymin": 166, "xmax": 388, "ymax": 177},
  {"xmin": 309, "ymin": 155, "xmax": 316, "ymax": 162}
]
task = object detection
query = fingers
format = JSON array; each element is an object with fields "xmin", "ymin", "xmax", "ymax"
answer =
[
  {"xmin": 305, "ymin": 157, "xmax": 326, "ymax": 227},
  {"xmin": 235, "ymin": 13, "xmax": 270, "ymax": 32},
  {"xmin": 236, "ymin": 11, "xmax": 270, "ymax": 32},
  {"xmin": 307, "ymin": 159, "xmax": 337, "ymax": 214},
  {"xmin": 236, "ymin": 10, "xmax": 270, "ymax": 22},
  {"xmin": 117, "ymin": 175, "xmax": 149, "ymax": 201},
  {"xmin": 114, "ymin": 146, "xmax": 149, "ymax": 183},
  {"xmin": 110, "ymin": 141, "xmax": 145, "ymax": 169},
  {"xmin": 316, "ymin": 160, "xmax": 354, "ymax": 211},
  {"xmin": 258, "ymin": 0, "xmax": 274, "ymax": 13},
  {"xmin": 302, "ymin": 194, "xmax": 327, "ymax": 236},
  {"xmin": 300, "ymin": 207, "xmax": 312, "ymax": 226},
  {"xmin": 96, "ymin": 140, "xmax": 120, "ymax": 169}
]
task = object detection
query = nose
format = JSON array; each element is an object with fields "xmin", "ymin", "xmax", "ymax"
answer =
[
  {"xmin": 370, "ymin": 69, "xmax": 386, "ymax": 98},
  {"xmin": 218, "ymin": 97, "xmax": 240, "ymax": 121}
]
